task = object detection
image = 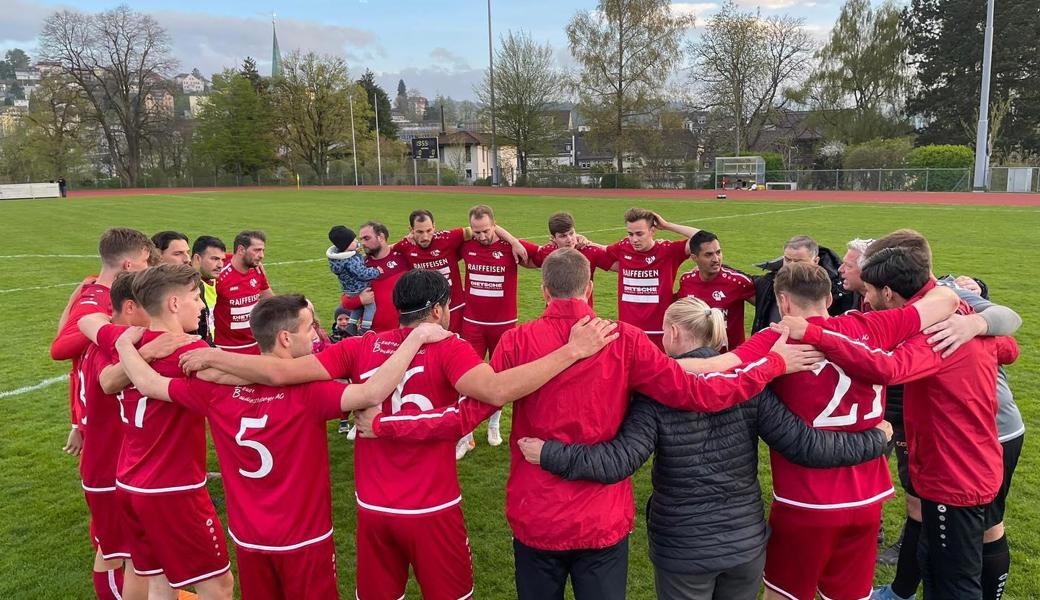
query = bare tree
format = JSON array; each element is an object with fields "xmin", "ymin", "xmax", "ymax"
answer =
[
  {"xmin": 476, "ymin": 31, "xmax": 566, "ymax": 176},
  {"xmin": 273, "ymin": 52, "xmax": 370, "ymax": 184},
  {"xmin": 39, "ymin": 5, "xmax": 177, "ymax": 186},
  {"xmin": 689, "ymin": 2, "xmax": 813, "ymax": 153},
  {"xmin": 567, "ymin": 0, "xmax": 694, "ymax": 173}
]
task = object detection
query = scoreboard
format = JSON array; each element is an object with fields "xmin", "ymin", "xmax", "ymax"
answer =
[{"xmin": 411, "ymin": 137, "xmax": 439, "ymax": 160}]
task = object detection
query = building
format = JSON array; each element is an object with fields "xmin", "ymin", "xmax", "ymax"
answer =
[
  {"xmin": 188, "ymin": 95, "xmax": 210, "ymax": 119},
  {"xmin": 437, "ymin": 130, "xmax": 517, "ymax": 184},
  {"xmin": 144, "ymin": 89, "xmax": 175, "ymax": 117},
  {"xmin": 173, "ymin": 72, "xmax": 208, "ymax": 94}
]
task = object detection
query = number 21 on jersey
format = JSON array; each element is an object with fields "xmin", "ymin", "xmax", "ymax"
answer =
[{"xmin": 811, "ymin": 360, "xmax": 883, "ymax": 428}]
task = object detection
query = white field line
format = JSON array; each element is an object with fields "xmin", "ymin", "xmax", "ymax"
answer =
[
  {"xmin": 0, "ymin": 375, "xmax": 67, "ymax": 399},
  {"xmin": 0, "ymin": 254, "xmax": 97, "ymax": 259},
  {"xmin": 0, "ymin": 257, "xmax": 326, "ymax": 294}
]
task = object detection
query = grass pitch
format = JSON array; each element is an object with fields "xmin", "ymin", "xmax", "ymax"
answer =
[{"xmin": 1, "ymin": 188, "xmax": 1038, "ymax": 599}]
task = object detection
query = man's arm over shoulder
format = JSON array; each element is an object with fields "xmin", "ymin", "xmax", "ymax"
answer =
[{"xmin": 539, "ymin": 398, "xmax": 659, "ymax": 484}]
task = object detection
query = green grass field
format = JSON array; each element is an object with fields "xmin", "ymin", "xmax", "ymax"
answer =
[{"xmin": 1, "ymin": 189, "xmax": 1038, "ymax": 599}]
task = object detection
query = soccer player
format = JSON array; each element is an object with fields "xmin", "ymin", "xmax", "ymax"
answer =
[
  {"xmin": 77, "ymin": 272, "xmax": 194, "ymax": 600},
  {"xmin": 677, "ymin": 230, "xmax": 755, "ymax": 350},
  {"xmin": 51, "ymin": 228, "xmax": 154, "ymax": 455},
  {"xmin": 776, "ymin": 249, "xmax": 1019, "ymax": 600},
  {"xmin": 111, "ymin": 293, "xmax": 449, "ymax": 600},
  {"xmin": 340, "ymin": 221, "xmax": 411, "ymax": 332},
  {"xmin": 190, "ymin": 235, "xmax": 226, "ymax": 346},
  {"xmin": 151, "ymin": 231, "xmax": 191, "ymax": 266},
  {"xmin": 358, "ymin": 249, "xmax": 824, "ymax": 600},
  {"xmin": 176, "ymin": 268, "xmax": 619, "ymax": 600},
  {"xmin": 528, "ymin": 212, "xmax": 612, "ymax": 308},
  {"xmin": 214, "ymin": 230, "xmax": 273, "ymax": 354},
  {"xmin": 711, "ymin": 262, "xmax": 956, "ymax": 600},
  {"xmin": 456, "ymin": 204, "xmax": 540, "ymax": 455},
  {"xmin": 81, "ymin": 264, "xmax": 234, "ymax": 599},
  {"xmin": 392, "ymin": 209, "xmax": 529, "ymax": 333},
  {"xmin": 603, "ymin": 208, "xmax": 700, "ymax": 349}
]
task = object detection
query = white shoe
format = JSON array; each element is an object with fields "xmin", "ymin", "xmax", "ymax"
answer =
[
  {"xmin": 346, "ymin": 425, "xmax": 357, "ymax": 441},
  {"xmin": 487, "ymin": 425, "xmax": 502, "ymax": 446},
  {"xmin": 456, "ymin": 435, "xmax": 476, "ymax": 460}
]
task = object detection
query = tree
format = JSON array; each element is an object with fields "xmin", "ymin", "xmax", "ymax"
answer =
[
  {"xmin": 194, "ymin": 69, "xmax": 277, "ymax": 180},
  {"xmin": 904, "ymin": 0, "xmax": 1040, "ymax": 157},
  {"xmin": 567, "ymin": 0, "xmax": 695, "ymax": 173},
  {"xmin": 397, "ymin": 79, "xmax": 407, "ymax": 98},
  {"xmin": 476, "ymin": 31, "xmax": 566, "ymax": 175},
  {"xmin": 791, "ymin": 0, "xmax": 911, "ymax": 144},
  {"xmin": 689, "ymin": 1, "xmax": 814, "ymax": 153},
  {"xmin": 39, "ymin": 5, "xmax": 178, "ymax": 186},
  {"xmin": 273, "ymin": 52, "xmax": 373, "ymax": 184},
  {"xmin": 240, "ymin": 57, "xmax": 264, "ymax": 94},
  {"xmin": 842, "ymin": 137, "xmax": 913, "ymax": 169},
  {"xmin": 0, "ymin": 48, "xmax": 31, "ymax": 79},
  {"xmin": 358, "ymin": 70, "xmax": 397, "ymax": 137}
]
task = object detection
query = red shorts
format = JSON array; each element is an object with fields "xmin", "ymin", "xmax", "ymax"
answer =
[
  {"xmin": 460, "ymin": 319, "xmax": 515, "ymax": 360},
  {"xmin": 123, "ymin": 488, "xmax": 231, "ymax": 589},
  {"xmin": 449, "ymin": 304, "xmax": 465, "ymax": 333},
  {"xmin": 85, "ymin": 490, "xmax": 131, "ymax": 560},
  {"xmin": 763, "ymin": 502, "xmax": 882, "ymax": 600},
  {"xmin": 236, "ymin": 535, "xmax": 338, "ymax": 600},
  {"xmin": 356, "ymin": 506, "xmax": 474, "ymax": 600}
]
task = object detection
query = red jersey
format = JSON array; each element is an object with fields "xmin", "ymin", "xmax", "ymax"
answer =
[
  {"xmin": 678, "ymin": 267, "xmax": 756, "ymax": 350},
  {"xmin": 530, "ymin": 243, "xmax": 612, "ymax": 308},
  {"xmin": 461, "ymin": 238, "xmax": 539, "ymax": 326},
  {"xmin": 51, "ymin": 283, "xmax": 112, "ymax": 427},
  {"xmin": 373, "ymin": 298, "xmax": 787, "ymax": 550},
  {"xmin": 214, "ymin": 263, "xmax": 270, "ymax": 353},
  {"xmin": 316, "ymin": 329, "xmax": 483, "ymax": 515},
  {"xmin": 803, "ymin": 297, "xmax": 1019, "ymax": 506},
  {"xmin": 393, "ymin": 228, "xmax": 467, "ymax": 313},
  {"xmin": 733, "ymin": 308, "xmax": 922, "ymax": 510},
  {"xmin": 167, "ymin": 378, "xmax": 347, "ymax": 552},
  {"xmin": 606, "ymin": 239, "xmax": 688, "ymax": 336},
  {"xmin": 97, "ymin": 324, "xmax": 211, "ymax": 494},
  {"xmin": 79, "ymin": 343, "xmax": 123, "ymax": 492},
  {"xmin": 340, "ymin": 250, "xmax": 411, "ymax": 332}
]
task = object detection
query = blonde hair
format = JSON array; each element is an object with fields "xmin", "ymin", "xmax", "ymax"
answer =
[{"xmin": 664, "ymin": 297, "xmax": 728, "ymax": 351}]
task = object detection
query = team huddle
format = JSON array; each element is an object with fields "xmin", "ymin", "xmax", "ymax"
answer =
[{"xmin": 49, "ymin": 204, "xmax": 1023, "ymax": 600}]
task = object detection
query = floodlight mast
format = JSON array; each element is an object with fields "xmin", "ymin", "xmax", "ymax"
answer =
[{"xmin": 972, "ymin": 0, "xmax": 996, "ymax": 192}]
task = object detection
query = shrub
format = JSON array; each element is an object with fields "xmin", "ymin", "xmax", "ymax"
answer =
[
  {"xmin": 599, "ymin": 173, "xmax": 640, "ymax": 189},
  {"xmin": 843, "ymin": 137, "xmax": 914, "ymax": 169}
]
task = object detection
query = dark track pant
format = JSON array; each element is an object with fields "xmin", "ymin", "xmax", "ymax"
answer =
[
  {"xmin": 919, "ymin": 499, "xmax": 986, "ymax": 600},
  {"xmin": 514, "ymin": 536, "xmax": 629, "ymax": 600}
]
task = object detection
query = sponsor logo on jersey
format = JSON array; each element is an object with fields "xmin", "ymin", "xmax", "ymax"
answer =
[
  {"xmin": 624, "ymin": 255, "xmax": 632, "ymax": 260},
  {"xmin": 713, "ymin": 290, "xmax": 726, "ymax": 301},
  {"xmin": 645, "ymin": 256, "xmax": 655, "ymax": 264},
  {"xmin": 387, "ymin": 260, "xmax": 399, "ymax": 270},
  {"xmin": 249, "ymin": 278, "xmax": 258, "ymax": 288},
  {"xmin": 230, "ymin": 286, "xmax": 239, "ymax": 292},
  {"xmin": 492, "ymin": 251, "xmax": 504, "ymax": 260},
  {"xmin": 432, "ymin": 249, "xmax": 441, "ymax": 257}
]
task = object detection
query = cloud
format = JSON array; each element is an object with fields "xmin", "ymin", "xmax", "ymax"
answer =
[
  {"xmin": 0, "ymin": 1, "xmax": 383, "ymax": 79},
  {"xmin": 429, "ymin": 47, "xmax": 470, "ymax": 71},
  {"xmin": 375, "ymin": 66, "xmax": 486, "ymax": 101},
  {"xmin": 731, "ymin": 0, "xmax": 820, "ymax": 9},
  {"xmin": 670, "ymin": 3, "xmax": 721, "ymax": 18}
]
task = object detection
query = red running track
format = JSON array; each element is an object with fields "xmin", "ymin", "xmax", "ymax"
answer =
[{"xmin": 71, "ymin": 185, "xmax": 1040, "ymax": 207}]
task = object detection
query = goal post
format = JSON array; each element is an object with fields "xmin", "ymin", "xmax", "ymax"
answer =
[{"xmin": 714, "ymin": 156, "xmax": 765, "ymax": 189}]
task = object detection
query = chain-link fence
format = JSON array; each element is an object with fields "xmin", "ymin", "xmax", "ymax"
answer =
[{"xmin": 3, "ymin": 166, "xmax": 1038, "ymax": 193}]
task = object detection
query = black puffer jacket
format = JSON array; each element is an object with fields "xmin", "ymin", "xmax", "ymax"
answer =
[
  {"xmin": 539, "ymin": 347, "xmax": 887, "ymax": 575},
  {"xmin": 751, "ymin": 245, "xmax": 855, "ymax": 333}
]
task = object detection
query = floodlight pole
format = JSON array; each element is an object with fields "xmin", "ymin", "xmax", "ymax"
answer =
[
  {"xmin": 349, "ymin": 93, "xmax": 359, "ymax": 186},
  {"xmin": 374, "ymin": 93, "xmax": 383, "ymax": 186},
  {"xmin": 972, "ymin": 0, "xmax": 996, "ymax": 192},
  {"xmin": 487, "ymin": 0, "xmax": 500, "ymax": 185}
]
